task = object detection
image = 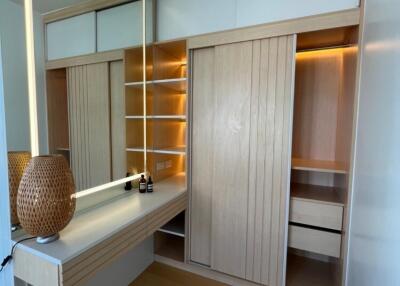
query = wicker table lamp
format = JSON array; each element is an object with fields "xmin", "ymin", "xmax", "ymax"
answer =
[
  {"xmin": 17, "ymin": 155, "xmax": 76, "ymax": 244},
  {"xmin": 8, "ymin": 151, "xmax": 31, "ymax": 229}
]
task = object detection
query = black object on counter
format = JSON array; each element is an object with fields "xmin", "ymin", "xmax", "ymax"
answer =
[
  {"xmin": 139, "ymin": 174, "xmax": 147, "ymax": 193},
  {"xmin": 124, "ymin": 173, "xmax": 132, "ymax": 191},
  {"xmin": 147, "ymin": 176, "xmax": 153, "ymax": 193}
]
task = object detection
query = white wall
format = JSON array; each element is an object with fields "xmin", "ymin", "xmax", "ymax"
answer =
[
  {"xmin": 157, "ymin": 0, "xmax": 359, "ymax": 41},
  {"xmin": 347, "ymin": 0, "xmax": 400, "ymax": 285},
  {"xmin": 0, "ymin": 0, "xmax": 48, "ymax": 154},
  {"xmin": 0, "ymin": 32, "xmax": 14, "ymax": 286}
]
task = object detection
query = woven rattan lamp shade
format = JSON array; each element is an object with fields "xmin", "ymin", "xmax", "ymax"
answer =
[
  {"xmin": 17, "ymin": 155, "xmax": 76, "ymax": 240},
  {"xmin": 8, "ymin": 151, "xmax": 31, "ymax": 226}
]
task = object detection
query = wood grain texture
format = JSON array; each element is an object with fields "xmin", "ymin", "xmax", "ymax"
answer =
[
  {"xmin": 46, "ymin": 69, "xmax": 69, "ymax": 154},
  {"xmin": 190, "ymin": 47, "xmax": 215, "ymax": 267},
  {"xmin": 62, "ymin": 193, "xmax": 187, "ymax": 286},
  {"xmin": 110, "ymin": 61, "xmax": 126, "ymax": 180},
  {"xmin": 46, "ymin": 49, "xmax": 124, "ymax": 70},
  {"xmin": 67, "ymin": 63, "xmax": 111, "ymax": 191},
  {"xmin": 211, "ymin": 41, "xmax": 253, "ymax": 279},
  {"xmin": 130, "ymin": 262, "xmax": 228, "ymax": 286},
  {"xmin": 13, "ymin": 248, "xmax": 60, "ymax": 286},
  {"xmin": 190, "ymin": 35, "xmax": 295, "ymax": 285}
]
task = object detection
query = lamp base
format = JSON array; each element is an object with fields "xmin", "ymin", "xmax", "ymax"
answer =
[
  {"xmin": 36, "ymin": 233, "xmax": 60, "ymax": 244},
  {"xmin": 11, "ymin": 224, "xmax": 20, "ymax": 232}
]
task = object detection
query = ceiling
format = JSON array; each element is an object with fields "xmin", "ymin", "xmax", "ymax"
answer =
[{"xmin": 11, "ymin": 0, "xmax": 89, "ymax": 14}]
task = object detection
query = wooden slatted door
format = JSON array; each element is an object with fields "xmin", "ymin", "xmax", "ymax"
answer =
[
  {"xmin": 67, "ymin": 62, "xmax": 111, "ymax": 191},
  {"xmin": 190, "ymin": 35, "xmax": 296, "ymax": 285}
]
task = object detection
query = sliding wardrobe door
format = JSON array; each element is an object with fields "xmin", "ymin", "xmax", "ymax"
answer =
[
  {"xmin": 190, "ymin": 35, "xmax": 296, "ymax": 285},
  {"xmin": 67, "ymin": 62, "xmax": 111, "ymax": 190}
]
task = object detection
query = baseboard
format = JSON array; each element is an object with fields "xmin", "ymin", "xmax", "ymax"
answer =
[{"xmin": 154, "ymin": 255, "xmax": 261, "ymax": 286}]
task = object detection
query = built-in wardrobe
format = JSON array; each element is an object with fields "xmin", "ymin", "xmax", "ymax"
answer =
[
  {"xmin": 46, "ymin": 61, "xmax": 125, "ymax": 191},
  {"xmin": 189, "ymin": 23, "xmax": 359, "ymax": 286}
]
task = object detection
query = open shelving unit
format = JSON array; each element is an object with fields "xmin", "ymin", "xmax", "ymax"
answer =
[
  {"xmin": 124, "ymin": 40, "xmax": 187, "ymax": 182},
  {"xmin": 124, "ymin": 40, "xmax": 188, "ymax": 264},
  {"xmin": 286, "ymin": 26, "xmax": 359, "ymax": 285}
]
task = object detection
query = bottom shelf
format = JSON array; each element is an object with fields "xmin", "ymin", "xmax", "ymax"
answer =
[
  {"xmin": 154, "ymin": 231, "xmax": 184, "ymax": 262},
  {"xmin": 286, "ymin": 253, "xmax": 337, "ymax": 286}
]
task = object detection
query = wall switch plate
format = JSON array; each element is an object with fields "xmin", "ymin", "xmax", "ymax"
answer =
[{"xmin": 156, "ymin": 162, "xmax": 165, "ymax": 171}]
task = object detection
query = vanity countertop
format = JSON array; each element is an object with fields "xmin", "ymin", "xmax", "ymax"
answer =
[{"xmin": 13, "ymin": 173, "xmax": 187, "ymax": 265}]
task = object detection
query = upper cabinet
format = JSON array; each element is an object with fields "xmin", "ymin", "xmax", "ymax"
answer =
[
  {"xmin": 97, "ymin": 0, "xmax": 153, "ymax": 52},
  {"xmin": 46, "ymin": 12, "xmax": 96, "ymax": 60}
]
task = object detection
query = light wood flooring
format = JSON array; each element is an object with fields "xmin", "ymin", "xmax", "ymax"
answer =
[{"xmin": 130, "ymin": 262, "xmax": 228, "ymax": 286}]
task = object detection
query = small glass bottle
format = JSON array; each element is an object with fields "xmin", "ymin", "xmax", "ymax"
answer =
[
  {"xmin": 139, "ymin": 174, "xmax": 146, "ymax": 193},
  {"xmin": 147, "ymin": 176, "xmax": 153, "ymax": 193},
  {"xmin": 124, "ymin": 172, "xmax": 132, "ymax": 191}
]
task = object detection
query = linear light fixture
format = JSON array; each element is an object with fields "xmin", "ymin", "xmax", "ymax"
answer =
[
  {"xmin": 73, "ymin": 173, "xmax": 144, "ymax": 199},
  {"xmin": 142, "ymin": 0, "xmax": 147, "ymax": 174},
  {"xmin": 24, "ymin": 0, "xmax": 39, "ymax": 156}
]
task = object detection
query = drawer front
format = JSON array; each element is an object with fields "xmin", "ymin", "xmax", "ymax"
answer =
[
  {"xmin": 290, "ymin": 199, "xmax": 343, "ymax": 230},
  {"xmin": 288, "ymin": 225, "xmax": 341, "ymax": 258}
]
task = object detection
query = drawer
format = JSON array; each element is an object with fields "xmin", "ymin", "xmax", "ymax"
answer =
[
  {"xmin": 290, "ymin": 198, "xmax": 343, "ymax": 230},
  {"xmin": 288, "ymin": 225, "xmax": 341, "ymax": 258}
]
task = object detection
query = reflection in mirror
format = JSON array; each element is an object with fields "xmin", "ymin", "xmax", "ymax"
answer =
[{"xmin": 4, "ymin": 0, "xmax": 155, "ymax": 235}]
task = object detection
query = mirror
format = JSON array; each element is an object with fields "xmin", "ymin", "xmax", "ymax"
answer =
[{"xmin": 3, "ymin": 0, "xmax": 154, "ymax": 233}]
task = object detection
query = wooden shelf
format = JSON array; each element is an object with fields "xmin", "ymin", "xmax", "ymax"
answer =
[
  {"xmin": 125, "ymin": 115, "xmax": 186, "ymax": 121},
  {"xmin": 56, "ymin": 147, "xmax": 70, "ymax": 152},
  {"xmin": 286, "ymin": 253, "xmax": 336, "ymax": 286},
  {"xmin": 291, "ymin": 158, "xmax": 347, "ymax": 174},
  {"xmin": 127, "ymin": 146, "xmax": 186, "ymax": 155},
  {"xmin": 291, "ymin": 183, "xmax": 344, "ymax": 206},
  {"xmin": 158, "ymin": 211, "xmax": 185, "ymax": 237},
  {"xmin": 125, "ymin": 78, "xmax": 187, "ymax": 93}
]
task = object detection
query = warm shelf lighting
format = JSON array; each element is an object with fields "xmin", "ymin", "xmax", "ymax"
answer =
[{"xmin": 296, "ymin": 46, "xmax": 358, "ymax": 59}]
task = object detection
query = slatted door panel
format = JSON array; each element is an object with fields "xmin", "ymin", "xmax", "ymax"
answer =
[
  {"xmin": 67, "ymin": 63, "xmax": 111, "ymax": 191},
  {"xmin": 190, "ymin": 35, "xmax": 295, "ymax": 285},
  {"xmin": 210, "ymin": 41, "xmax": 254, "ymax": 279},
  {"xmin": 245, "ymin": 35, "xmax": 296, "ymax": 286},
  {"xmin": 190, "ymin": 47, "xmax": 215, "ymax": 267},
  {"xmin": 110, "ymin": 61, "xmax": 126, "ymax": 181}
]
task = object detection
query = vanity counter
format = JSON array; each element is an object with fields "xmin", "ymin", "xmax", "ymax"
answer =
[{"xmin": 12, "ymin": 173, "xmax": 187, "ymax": 286}]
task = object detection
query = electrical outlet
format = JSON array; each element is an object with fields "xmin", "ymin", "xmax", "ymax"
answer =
[
  {"xmin": 165, "ymin": 160, "xmax": 172, "ymax": 168},
  {"xmin": 156, "ymin": 161, "xmax": 165, "ymax": 171}
]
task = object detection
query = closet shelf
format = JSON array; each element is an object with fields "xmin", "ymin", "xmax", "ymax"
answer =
[
  {"xmin": 125, "ymin": 115, "xmax": 186, "ymax": 121},
  {"xmin": 56, "ymin": 147, "xmax": 70, "ymax": 151},
  {"xmin": 125, "ymin": 78, "xmax": 187, "ymax": 93},
  {"xmin": 158, "ymin": 212, "xmax": 185, "ymax": 237},
  {"xmin": 291, "ymin": 158, "xmax": 347, "ymax": 174},
  {"xmin": 291, "ymin": 183, "xmax": 344, "ymax": 207},
  {"xmin": 126, "ymin": 146, "xmax": 186, "ymax": 155}
]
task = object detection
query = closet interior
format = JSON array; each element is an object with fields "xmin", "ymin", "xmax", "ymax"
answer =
[{"xmin": 286, "ymin": 26, "xmax": 358, "ymax": 286}]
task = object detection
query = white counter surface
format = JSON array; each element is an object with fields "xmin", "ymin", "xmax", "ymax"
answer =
[{"xmin": 13, "ymin": 173, "xmax": 186, "ymax": 265}]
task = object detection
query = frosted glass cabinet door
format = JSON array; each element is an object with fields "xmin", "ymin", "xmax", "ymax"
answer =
[
  {"xmin": 46, "ymin": 12, "xmax": 96, "ymax": 60},
  {"xmin": 190, "ymin": 35, "xmax": 296, "ymax": 285}
]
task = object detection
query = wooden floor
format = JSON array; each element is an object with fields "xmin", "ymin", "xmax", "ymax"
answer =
[
  {"xmin": 286, "ymin": 254, "xmax": 336, "ymax": 286},
  {"xmin": 130, "ymin": 262, "xmax": 228, "ymax": 286}
]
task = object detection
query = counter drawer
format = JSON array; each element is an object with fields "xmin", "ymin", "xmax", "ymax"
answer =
[
  {"xmin": 290, "ymin": 198, "xmax": 343, "ymax": 230},
  {"xmin": 288, "ymin": 225, "xmax": 341, "ymax": 258}
]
